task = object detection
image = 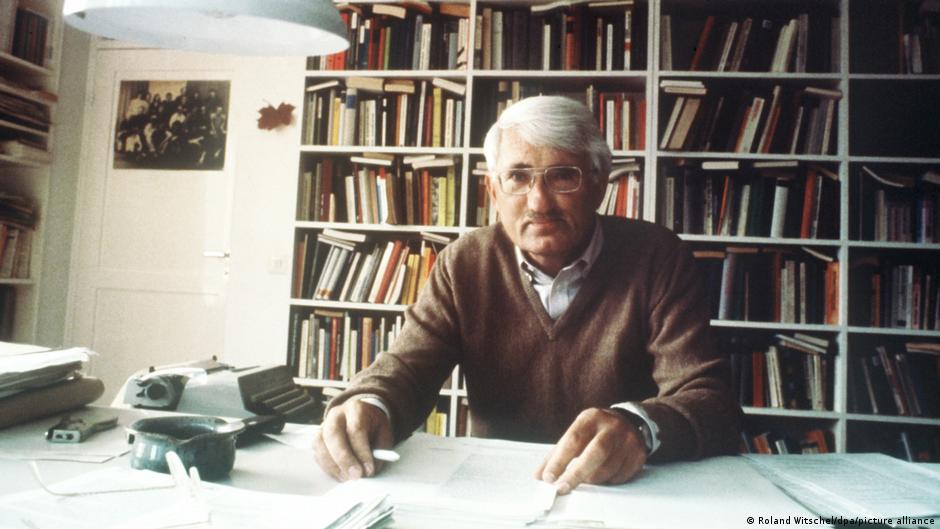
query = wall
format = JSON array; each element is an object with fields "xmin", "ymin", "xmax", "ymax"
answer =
[
  {"xmin": 36, "ymin": 25, "xmax": 90, "ymax": 347},
  {"xmin": 63, "ymin": 41, "xmax": 303, "ymax": 400}
]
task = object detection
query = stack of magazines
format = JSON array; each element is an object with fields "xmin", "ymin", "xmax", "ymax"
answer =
[{"xmin": 0, "ymin": 343, "xmax": 103, "ymax": 429}]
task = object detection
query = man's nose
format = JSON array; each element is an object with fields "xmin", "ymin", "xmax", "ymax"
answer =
[{"xmin": 526, "ymin": 174, "xmax": 554, "ymax": 211}]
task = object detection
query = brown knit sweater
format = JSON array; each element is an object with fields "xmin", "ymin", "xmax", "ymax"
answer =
[{"xmin": 328, "ymin": 216, "xmax": 742, "ymax": 462}]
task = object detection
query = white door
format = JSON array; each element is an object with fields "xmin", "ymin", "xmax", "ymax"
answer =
[{"xmin": 68, "ymin": 48, "xmax": 237, "ymax": 403}]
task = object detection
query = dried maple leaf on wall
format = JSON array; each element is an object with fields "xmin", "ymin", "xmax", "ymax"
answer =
[{"xmin": 257, "ymin": 102, "xmax": 295, "ymax": 130}]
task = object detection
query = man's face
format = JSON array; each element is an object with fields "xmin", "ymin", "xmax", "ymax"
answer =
[{"xmin": 488, "ymin": 129, "xmax": 606, "ymax": 275}]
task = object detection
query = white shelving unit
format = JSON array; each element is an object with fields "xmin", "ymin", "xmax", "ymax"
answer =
[
  {"xmin": 288, "ymin": 0, "xmax": 940, "ymax": 453},
  {"xmin": 0, "ymin": 0, "xmax": 62, "ymax": 343}
]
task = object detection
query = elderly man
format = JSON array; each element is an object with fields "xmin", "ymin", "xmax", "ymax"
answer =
[{"xmin": 314, "ymin": 95, "xmax": 741, "ymax": 493}]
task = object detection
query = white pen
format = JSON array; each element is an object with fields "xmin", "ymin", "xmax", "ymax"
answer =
[{"xmin": 372, "ymin": 449, "xmax": 400, "ymax": 462}]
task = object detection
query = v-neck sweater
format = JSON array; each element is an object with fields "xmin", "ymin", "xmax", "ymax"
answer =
[{"xmin": 329, "ymin": 216, "xmax": 742, "ymax": 462}]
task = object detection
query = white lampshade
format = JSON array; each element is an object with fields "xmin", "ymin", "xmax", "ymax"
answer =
[{"xmin": 63, "ymin": 0, "xmax": 350, "ymax": 56}]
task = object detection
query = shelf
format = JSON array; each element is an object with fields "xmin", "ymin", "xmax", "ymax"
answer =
[
  {"xmin": 847, "ymin": 241, "xmax": 940, "ymax": 251},
  {"xmin": 470, "ymin": 70, "xmax": 649, "ymax": 79},
  {"xmin": 0, "ymin": 118, "xmax": 49, "ymax": 138},
  {"xmin": 849, "ymin": 74, "xmax": 940, "ymax": 81},
  {"xmin": 299, "ymin": 145, "xmax": 466, "ymax": 155},
  {"xmin": 849, "ymin": 155, "xmax": 940, "ymax": 164},
  {"xmin": 0, "ymin": 80, "xmax": 56, "ymax": 107},
  {"xmin": 655, "ymin": 152, "xmax": 841, "ymax": 163},
  {"xmin": 680, "ymin": 235, "xmax": 842, "ymax": 247},
  {"xmin": 0, "ymin": 154, "xmax": 46, "ymax": 168},
  {"xmin": 659, "ymin": 71, "xmax": 842, "ymax": 81},
  {"xmin": 294, "ymin": 221, "xmax": 471, "ymax": 234},
  {"xmin": 846, "ymin": 327, "xmax": 940, "ymax": 338},
  {"xmin": 845, "ymin": 414, "xmax": 940, "ymax": 427},
  {"xmin": 290, "ymin": 298, "xmax": 408, "ymax": 312},
  {"xmin": 742, "ymin": 407, "xmax": 839, "ymax": 420},
  {"xmin": 710, "ymin": 320, "xmax": 841, "ymax": 332},
  {"xmin": 304, "ymin": 70, "xmax": 470, "ymax": 79},
  {"xmin": 0, "ymin": 278, "xmax": 34, "ymax": 286},
  {"xmin": 0, "ymin": 51, "xmax": 53, "ymax": 78},
  {"xmin": 295, "ymin": 377, "xmax": 463, "ymax": 398},
  {"xmin": 611, "ymin": 150, "xmax": 646, "ymax": 158},
  {"xmin": 295, "ymin": 378, "xmax": 349, "ymax": 389}
]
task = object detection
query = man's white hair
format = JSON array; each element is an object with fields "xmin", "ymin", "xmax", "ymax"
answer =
[{"xmin": 482, "ymin": 95, "xmax": 612, "ymax": 184}]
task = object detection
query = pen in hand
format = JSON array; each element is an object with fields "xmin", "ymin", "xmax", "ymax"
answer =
[{"xmin": 372, "ymin": 449, "xmax": 400, "ymax": 462}]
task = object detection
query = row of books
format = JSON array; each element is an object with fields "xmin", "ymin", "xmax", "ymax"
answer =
[
  {"xmin": 297, "ymin": 155, "xmax": 462, "ymax": 227},
  {"xmin": 0, "ymin": 223, "xmax": 31, "ymax": 279},
  {"xmin": 308, "ymin": 2, "xmax": 470, "ymax": 71},
  {"xmin": 0, "ymin": 86, "xmax": 50, "ymax": 136},
  {"xmin": 0, "ymin": 193, "xmax": 35, "ymax": 231},
  {"xmin": 477, "ymin": 2, "xmax": 643, "ymax": 71},
  {"xmin": 468, "ymin": 165, "xmax": 497, "ymax": 228},
  {"xmin": 895, "ymin": 0, "xmax": 940, "ymax": 74},
  {"xmin": 662, "ymin": 10, "xmax": 838, "ymax": 73},
  {"xmin": 695, "ymin": 246, "xmax": 839, "ymax": 324},
  {"xmin": 740, "ymin": 429, "xmax": 831, "ymax": 455},
  {"xmin": 850, "ymin": 257, "xmax": 940, "ymax": 331},
  {"xmin": 850, "ymin": 342, "xmax": 940, "ymax": 419},
  {"xmin": 855, "ymin": 165, "xmax": 940, "ymax": 243},
  {"xmin": 470, "ymin": 81, "xmax": 646, "ymax": 150},
  {"xmin": 422, "ymin": 399, "xmax": 472, "ymax": 437},
  {"xmin": 850, "ymin": 0, "xmax": 939, "ymax": 75},
  {"xmin": 599, "ymin": 161, "xmax": 642, "ymax": 219},
  {"xmin": 289, "ymin": 309, "xmax": 403, "ymax": 381},
  {"xmin": 729, "ymin": 333, "xmax": 832, "ymax": 411},
  {"xmin": 0, "ymin": 286, "xmax": 13, "ymax": 340},
  {"xmin": 9, "ymin": 7, "xmax": 49, "ymax": 67},
  {"xmin": 0, "ymin": 139, "xmax": 49, "ymax": 163},
  {"xmin": 660, "ymin": 160, "xmax": 838, "ymax": 240},
  {"xmin": 659, "ymin": 81, "xmax": 841, "ymax": 155},
  {"xmin": 851, "ymin": 426, "xmax": 940, "ymax": 463},
  {"xmin": 293, "ymin": 229, "xmax": 452, "ymax": 306},
  {"xmin": 302, "ymin": 77, "xmax": 465, "ymax": 148}
]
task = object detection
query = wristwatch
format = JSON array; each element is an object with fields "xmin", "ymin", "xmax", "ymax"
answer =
[{"xmin": 609, "ymin": 403, "xmax": 660, "ymax": 455}]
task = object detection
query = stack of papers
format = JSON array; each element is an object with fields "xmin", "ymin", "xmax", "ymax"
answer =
[
  {"xmin": 0, "ymin": 344, "xmax": 92, "ymax": 399},
  {"xmin": 745, "ymin": 453, "xmax": 940, "ymax": 527}
]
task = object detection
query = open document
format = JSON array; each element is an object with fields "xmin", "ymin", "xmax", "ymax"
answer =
[
  {"xmin": 270, "ymin": 426, "xmax": 557, "ymax": 526},
  {"xmin": 745, "ymin": 453, "xmax": 940, "ymax": 528}
]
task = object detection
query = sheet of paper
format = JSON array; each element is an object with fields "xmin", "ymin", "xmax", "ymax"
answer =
[
  {"xmin": 0, "ymin": 465, "xmax": 365, "ymax": 529},
  {"xmin": 324, "ymin": 433, "xmax": 557, "ymax": 524},
  {"xmin": 536, "ymin": 455, "xmax": 819, "ymax": 529},
  {"xmin": 745, "ymin": 453, "xmax": 940, "ymax": 523}
]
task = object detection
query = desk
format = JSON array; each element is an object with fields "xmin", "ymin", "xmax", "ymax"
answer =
[{"xmin": 0, "ymin": 407, "xmax": 936, "ymax": 529}]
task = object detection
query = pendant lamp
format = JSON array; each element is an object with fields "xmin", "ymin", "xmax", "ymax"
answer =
[{"xmin": 63, "ymin": 0, "xmax": 350, "ymax": 56}]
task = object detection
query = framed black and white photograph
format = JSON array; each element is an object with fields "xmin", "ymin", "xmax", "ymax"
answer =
[{"xmin": 113, "ymin": 80, "xmax": 230, "ymax": 170}]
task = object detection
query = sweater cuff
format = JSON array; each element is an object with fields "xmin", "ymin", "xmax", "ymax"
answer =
[
  {"xmin": 348, "ymin": 393, "xmax": 392, "ymax": 423},
  {"xmin": 611, "ymin": 402, "xmax": 661, "ymax": 455}
]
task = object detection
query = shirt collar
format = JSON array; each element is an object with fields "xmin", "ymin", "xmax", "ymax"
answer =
[{"xmin": 515, "ymin": 216, "xmax": 604, "ymax": 284}]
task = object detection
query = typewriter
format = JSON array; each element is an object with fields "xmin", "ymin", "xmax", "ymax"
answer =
[{"xmin": 123, "ymin": 359, "xmax": 321, "ymax": 439}]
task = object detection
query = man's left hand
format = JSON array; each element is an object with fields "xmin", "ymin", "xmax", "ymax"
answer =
[{"xmin": 534, "ymin": 408, "xmax": 647, "ymax": 494}]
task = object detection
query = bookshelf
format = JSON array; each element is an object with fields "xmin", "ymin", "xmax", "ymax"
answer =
[
  {"xmin": 0, "ymin": 0, "xmax": 61, "ymax": 342},
  {"xmin": 288, "ymin": 0, "xmax": 940, "ymax": 457}
]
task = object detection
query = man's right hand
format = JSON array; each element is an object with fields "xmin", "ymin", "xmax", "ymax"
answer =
[{"xmin": 313, "ymin": 399, "xmax": 394, "ymax": 481}]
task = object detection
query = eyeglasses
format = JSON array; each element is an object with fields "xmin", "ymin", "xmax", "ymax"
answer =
[{"xmin": 496, "ymin": 166, "xmax": 584, "ymax": 195}]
